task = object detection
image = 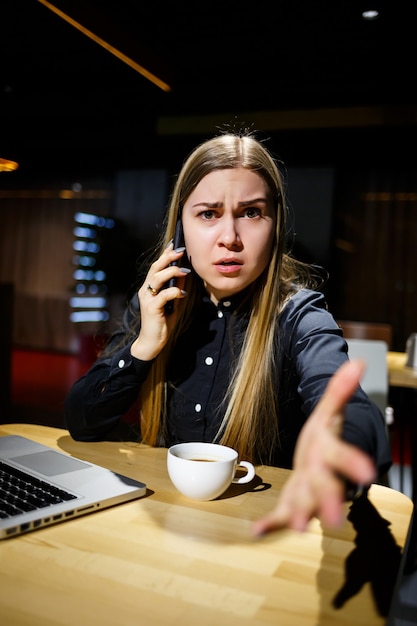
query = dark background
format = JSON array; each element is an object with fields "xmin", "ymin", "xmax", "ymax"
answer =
[
  {"xmin": 1, "ymin": 0, "xmax": 416, "ymax": 177},
  {"xmin": 1, "ymin": 0, "xmax": 416, "ymax": 355}
]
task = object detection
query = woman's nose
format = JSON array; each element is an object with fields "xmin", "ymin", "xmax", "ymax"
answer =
[{"xmin": 218, "ymin": 217, "xmax": 242, "ymax": 248}]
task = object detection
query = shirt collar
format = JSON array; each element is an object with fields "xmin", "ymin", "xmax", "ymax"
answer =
[{"xmin": 202, "ymin": 289, "xmax": 251, "ymax": 314}]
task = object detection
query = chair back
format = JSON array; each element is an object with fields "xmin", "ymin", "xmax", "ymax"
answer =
[
  {"xmin": 338, "ymin": 320, "xmax": 393, "ymax": 349},
  {"xmin": 346, "ymin": 338, "xmax": 394, "ymax": 489},
  {"xmin": 346, "ymin": 338, "xmax": 389, "ymax": 416}
]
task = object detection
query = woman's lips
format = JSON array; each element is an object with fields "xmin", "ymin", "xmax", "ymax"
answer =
[{"xmin": 214, "ymin": 261, "xmax": 243, "ymax": 274}]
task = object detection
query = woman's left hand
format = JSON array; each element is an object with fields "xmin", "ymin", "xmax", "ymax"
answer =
[{"xmin": 252, "ymin": 359, "xmax": 377, "ymax": 535}]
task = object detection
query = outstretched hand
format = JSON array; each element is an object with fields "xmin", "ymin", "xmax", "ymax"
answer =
[{"xmin": 252, "ymin": 359, "xmax": 377, "ymax": 535}]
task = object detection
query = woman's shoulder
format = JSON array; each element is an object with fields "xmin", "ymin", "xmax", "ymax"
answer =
[
  {"xmin": 281, "ymin": 287, "xmax": 329, "ymax": 314},
  {"xmin": 280, "ymin": 287, "xmax": 340, "ymax": 332},
  {"xmin": 278, "ymin": 288, "xmax": 344, "ymax": 357}
]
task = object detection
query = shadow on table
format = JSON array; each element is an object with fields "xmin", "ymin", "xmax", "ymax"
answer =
[
  {"xmin": 217, "ymin": 473, "xmax": 272, "ymax": 499},
  {"xmin": 317, "ymin": 492, "xmax": 403, "ymax": 623}
]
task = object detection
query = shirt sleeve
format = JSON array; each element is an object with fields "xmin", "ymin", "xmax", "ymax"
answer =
[
  {"xmin": 280, "ymin": 289, "xmax": 392, "ymax": 477},
  {"xmin": 64, "ymin": 295, "xmax": 152, "ymax": 441}
]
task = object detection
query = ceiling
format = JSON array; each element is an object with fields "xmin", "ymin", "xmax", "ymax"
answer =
[{"xmin": 1, "ymin": 0, "xmax": 415, "ymax": 179}]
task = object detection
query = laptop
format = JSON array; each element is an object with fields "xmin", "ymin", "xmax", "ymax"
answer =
[
  {"xmin": 386, "ymin": 503, "xmax": 417, "ymax": 625},
  {"xmin": 0, "ymin": 435, "xmax": 147, "ymax": 539}
]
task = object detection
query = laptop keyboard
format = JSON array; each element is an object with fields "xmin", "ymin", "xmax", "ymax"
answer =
[{"xmin": 0, "ymin": 461, "xmax": 77, "ymax": 518}]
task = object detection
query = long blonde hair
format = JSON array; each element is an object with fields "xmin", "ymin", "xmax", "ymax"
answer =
[{"xmin": 138, "ymin": 131, "xmax": 317, "ymax": 463}]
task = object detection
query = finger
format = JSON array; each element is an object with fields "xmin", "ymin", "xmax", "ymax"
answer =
[
  {"xmin": 326, "ymin": 438, "xmax": 376, "ymax": 485},
  {"xmin": 144, "ymin": 248, "xmax": 185, "ymax": 288},
  {"xmin": 316, "ymin": 475, "xmax": 346, "ymax": 527},
  {"xmin": 314, "ymin": 359, "xmax": 366, "ymax": 426},
  {"xmin": 252, "ymin": 473, "xmax": 314, "ymax": 535},
  {"xmin": 252, "ymin": 510, "xmax": 291, "ymax": 536},
  {"xmin": 252, "ymin": 470, "xmax": 345, "ymax": 536},
  {"xmin": 252, "ymin": 493, "xmax": 314, "ymax": 534},
  {"xmin": 251, "ymin": 495, "xmax": 297, "ymax": 536},
  {"xmin": 144, "ymin": 257, "xmax": 188, "ymax": 298}
]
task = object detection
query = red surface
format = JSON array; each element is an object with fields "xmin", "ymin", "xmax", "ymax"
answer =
[{"xmin": 12, "ymin": 349, "xmax": 89, "ymax": 408}]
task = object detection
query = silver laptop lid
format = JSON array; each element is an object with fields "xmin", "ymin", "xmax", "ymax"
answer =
[{"xmin": 0, "ymin": 435, "xmax": 147, "ymax": 539}]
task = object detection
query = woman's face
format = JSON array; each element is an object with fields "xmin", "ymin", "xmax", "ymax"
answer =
[{"xmin": 182, "ymin": 168, "xmax": 276, "ymax": 305}]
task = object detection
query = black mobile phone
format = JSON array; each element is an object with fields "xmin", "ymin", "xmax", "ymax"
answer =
[{"xmin": 165, "ymin": 219, "xmax": 185, "ymax": 314}]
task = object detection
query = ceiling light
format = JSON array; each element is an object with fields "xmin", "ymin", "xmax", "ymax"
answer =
[
  {"xmin": 362, "ymin": 10, "xmax": 380, "ymax": 20},
  {"xmin": 37, "ymin": 0, "xmax": 171, "ymax": 92},
  {"xmin": 0, "ymin": 158, "xmax": 19, "ymax": 172}
]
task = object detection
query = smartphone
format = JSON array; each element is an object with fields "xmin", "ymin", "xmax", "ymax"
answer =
[{"xmin": 165, "ymin": 219, "xmax": 185, "ymax": 314}]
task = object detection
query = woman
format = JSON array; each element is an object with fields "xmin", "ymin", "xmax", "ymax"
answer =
[{"xmin": 65, "ymin": 131, "xmax": 391, "ymax": 533}]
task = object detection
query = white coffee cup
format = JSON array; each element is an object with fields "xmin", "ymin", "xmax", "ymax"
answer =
[{"xmin": 167, "ymin": 442, "xmax": 256, "ymax": 501}]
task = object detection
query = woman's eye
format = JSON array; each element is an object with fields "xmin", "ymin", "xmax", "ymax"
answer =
[
  {"xmin": 245, "ymin": 207, "xmax": 261, "ymax": 218},
  {"xmin": 200, "ymin": 210, "xmax": 215, "ymax": 220}
]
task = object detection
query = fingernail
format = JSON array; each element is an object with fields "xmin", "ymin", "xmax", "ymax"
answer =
[
  {"xmin": 165, "ymin": 238, "xmax": 173, "ymax": 249},
  {"xmin": 174, "ymin": 246, "xmax": 186, "ymax": 253},
  {"xmin": 180, "ymin": 267, "xmax": 191, "ymax": 273}
]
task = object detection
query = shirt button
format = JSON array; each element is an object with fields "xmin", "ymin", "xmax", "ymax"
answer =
[
  {"xmin": 118, "ymin": 359, "xmax": 125, "ymax": 368},
  {"xmin": 194, "ymin": 403, "xmax": 202, "ymax": 413},
  {"xmin": 223, "ymin": 300, "xmax": 231, "ymax": 307},
  {"xmin": 217, "ymin": 310, "xmax": 224, "ymax": 318},
  {"xmin": 205, "ymin": 356, "xmax": 213, "ymax": 366}
]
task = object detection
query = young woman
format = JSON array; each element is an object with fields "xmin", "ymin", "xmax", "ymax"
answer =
[{"xmin": 65, "ymin": 131, "xmax": 391, "ymax": 533}]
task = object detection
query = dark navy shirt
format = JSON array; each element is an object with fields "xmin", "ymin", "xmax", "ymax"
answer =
[{"xmin": 64, "ymin": 288, "xmax": 392, "ymax": 473}]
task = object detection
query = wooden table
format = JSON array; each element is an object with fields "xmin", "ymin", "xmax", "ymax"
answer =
[
  {"xmin": 0, "ymin": 423, "xmax": 413, "ymax": 626},
  {"xmin": 388, "ymin": 351, "xmax": 417, "ymax": 389}
]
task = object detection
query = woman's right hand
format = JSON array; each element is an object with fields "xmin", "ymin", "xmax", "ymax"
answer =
[
  {"xmin": 130, "ymin": 243, "xmax": 189, "ymax": 361},
  {"xmin": 252, "ymin": 359, "xmax": 376, "ymax": 535}
]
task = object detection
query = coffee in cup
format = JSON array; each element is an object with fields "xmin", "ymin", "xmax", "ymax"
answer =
[{"xmin": 167, "ymin": 442, "xmax": 255, "ymax": 501}]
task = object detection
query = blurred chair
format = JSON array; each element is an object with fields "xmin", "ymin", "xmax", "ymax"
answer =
[
  {"xmin": 346, "ymin": 338, "xmax": 389, "ymax": 417},
  {"xmin": 346, "ymin": 338, "xmax": 394, "ymax": 487},
  {"xmin": 337, "ymin": 320, "xmax": 393, "ymax": 349}
]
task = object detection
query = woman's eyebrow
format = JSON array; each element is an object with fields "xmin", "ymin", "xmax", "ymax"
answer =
[
  {"xmin": 191, "ymin": 201, "xmax": 223, "ymax": 209},
  {"xmin": 191, "ymin": 198, "xmax": 268, "ymax": 209},
  {"xmin": 238, "ymin": 198, "xmax": 268, "ymax": 206}
]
